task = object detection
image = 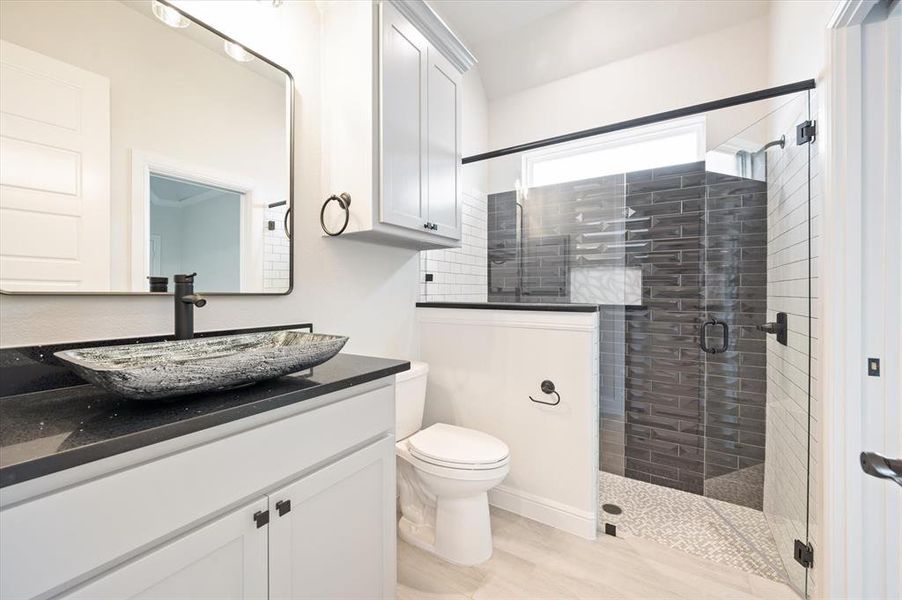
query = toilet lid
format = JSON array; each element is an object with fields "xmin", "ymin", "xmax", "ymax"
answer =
[{"xmin": 408, "ymin": 423, "xmax": 509, "ymax": 467}]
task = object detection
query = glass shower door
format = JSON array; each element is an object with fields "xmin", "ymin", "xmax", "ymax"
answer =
[{"xmin": 702, "ymin": 91, "xmax": 813, "ymax": 595}]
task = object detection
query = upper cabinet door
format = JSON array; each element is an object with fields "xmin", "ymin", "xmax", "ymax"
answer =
[
  {"xmin": 59, "ymin": 498, "xmax": 268, "ymax": 600},
  {"xmin": 268, "ymin": 436, "xmax": 396, "ymax": 599},
  {"xmin": 380, "ymin": 2, "xmax": 428, "ymax": 231},
  {"xmin": 425, "ymin": 48, "xmax": 462, "ymax": 240}
]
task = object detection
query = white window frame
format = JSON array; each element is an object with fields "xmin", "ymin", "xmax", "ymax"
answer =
[{"xmin": 521, "ymin": 115, "xmax": 706, "ymax": 189}]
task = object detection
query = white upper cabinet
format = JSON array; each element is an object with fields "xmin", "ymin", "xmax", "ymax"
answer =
[
  {"xmin": 381, "ymin": 4, "xmax": 429, "ymax": 232},
  {"xmin": 425, "ymin": 47, "xmax": 462, "ymax": 240},
  {"xmin": 322, "ymin": 0, "xmax": 474, "ymax": 250}
]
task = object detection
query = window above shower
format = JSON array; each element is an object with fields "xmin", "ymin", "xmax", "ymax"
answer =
[{"xmin": 522, "ymin": 116, "xmax": 705, "ymax": 188}]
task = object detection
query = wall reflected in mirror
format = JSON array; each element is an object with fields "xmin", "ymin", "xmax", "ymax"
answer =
[{"xmin": 0, "ymin": 0, "xmax": 292, "ymax": 294}]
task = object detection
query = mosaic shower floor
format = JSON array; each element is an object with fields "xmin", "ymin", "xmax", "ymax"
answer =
[{"xmin": 599, "ymin": 472, "xmax": 788, "ymax": 585}]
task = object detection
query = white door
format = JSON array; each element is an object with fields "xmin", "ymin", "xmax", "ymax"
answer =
[
  {"xmin": 425, "ymin": 47, "xmax": 462, "ymax": 240},
  {"xmin": 269, "ymin": 436, "xmax": 396, "ymax": 599},
  {"xmin": 380, "ymin": 2, "xmax": 428, "ymax": 232},
  {"xmin": 60, "ymin": 497, "xmax": 269, "ymax": 599},
  {"xmin": 858, "ymin": 2, "xmax": 901, "ymax": 597},
  {"xmin": 0, "ymin": 40, "xmax": 110, "ymax": 291}
]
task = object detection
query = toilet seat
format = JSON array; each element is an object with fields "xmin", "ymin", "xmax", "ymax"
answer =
[{"xmin": 407, "ymin": 423, "xmax": 510, "ymax": 471}]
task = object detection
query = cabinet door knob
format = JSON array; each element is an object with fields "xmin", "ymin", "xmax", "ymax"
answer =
[
  {"xmin": 275, "ymin": 500, "xmax": 292, "ymax": 516},
  {"xmin": 253, "ymin": 510, "xmax": 270, "ymax": 528}
]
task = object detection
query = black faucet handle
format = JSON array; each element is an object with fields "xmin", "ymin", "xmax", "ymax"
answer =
[{"xmin": 173, "ymin": 273, "xmax": 197, "ymax": 283}]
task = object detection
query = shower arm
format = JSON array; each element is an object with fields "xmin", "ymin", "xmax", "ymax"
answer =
[{"xmin": 760, "ymin": 135, "xmax": 786, "ymax": 152}]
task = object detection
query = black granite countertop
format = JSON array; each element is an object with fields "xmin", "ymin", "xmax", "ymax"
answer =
[{"xmin": 0, "ymin": 353, "xmax": 409, "ymax": 488}]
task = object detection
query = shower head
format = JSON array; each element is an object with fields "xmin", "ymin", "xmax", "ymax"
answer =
[{"xmin": 761, "ymin": 135, "xmax": 786, "ymax": 152}]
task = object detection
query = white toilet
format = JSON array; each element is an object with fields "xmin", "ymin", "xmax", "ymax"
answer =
[{"xmin": 395, "ymin": 361, "xmax": 510, "ymax": 566}]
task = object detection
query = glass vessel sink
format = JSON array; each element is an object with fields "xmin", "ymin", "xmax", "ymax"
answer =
[{"xmin": 54, "ymin": 330, "xmax": 348, "ymax": 400}]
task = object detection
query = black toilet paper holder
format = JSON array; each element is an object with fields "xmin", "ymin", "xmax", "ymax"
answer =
[{"xmin": 530, "ymin": 380, "xmax": 561, "ymax": 406}]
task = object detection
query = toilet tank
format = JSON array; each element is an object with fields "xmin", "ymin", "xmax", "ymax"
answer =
[{"xmin": 395, "ymin": 361, "xmax": 429, "ymax": 440}]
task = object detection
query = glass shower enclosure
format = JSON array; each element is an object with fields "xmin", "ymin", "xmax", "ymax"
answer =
[{"xmin": 449, "ymin": 87, "xmax": 814, "ymax": 596}]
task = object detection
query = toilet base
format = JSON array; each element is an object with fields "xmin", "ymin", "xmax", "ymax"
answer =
[{"xmin": 398, "ymin": 492, "xmax": 494, "ymax": 566}]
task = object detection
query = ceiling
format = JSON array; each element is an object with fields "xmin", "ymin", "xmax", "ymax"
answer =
[{"xmin": 431, "ymin": 0, "xmax": 771, "ymax": 99}]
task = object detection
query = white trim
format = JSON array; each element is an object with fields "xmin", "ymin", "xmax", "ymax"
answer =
[
  {"xmin": 129, "ymin": 150, "xmax": 262, "ymax": 293},
  {"xmin": 827, "ymin": 0, "xmax": 878, "ymax": 28},
  {"xmin": 416, "ymin": 308, "xmax": 599, "ymax": 332},
  {"xmin": 489, "ymin": 484, "xmax": 597, "ymax": 540},
  {"xmin": 388, "ymin": 0, "xmax": 476, "ymax": 73},
  {"xmin": 821, "ymin": 2, "xmax": 900, "ymax": 597}
]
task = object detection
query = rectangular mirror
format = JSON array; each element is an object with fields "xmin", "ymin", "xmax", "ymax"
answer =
[{"xmin": 0, "ymin": 0, "xmax": 293, "ymax": 294}]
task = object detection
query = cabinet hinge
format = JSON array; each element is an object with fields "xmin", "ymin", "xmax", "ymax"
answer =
[
  {"xmin": 796, "ymin": 120, "xmax": 816, "ymax": 145},
  {"xmin": 794, "ymin": 539, "xmax": 813, "ymax": 568},
  {"xmin": 254, "ymin": 510, "xmax": 270, "ymax": 528},
  {"xmin": 275, "ymin": 500, "xmax": 292, "ymax": 517}
]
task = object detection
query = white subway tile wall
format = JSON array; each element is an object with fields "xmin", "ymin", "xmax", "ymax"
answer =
[
  {"xmin": 264, "ymin": 205, "xmax": 291, "ymax": 292},
  {"xmin": 762, "ymin": 92, "xmax": 820, "ymax": 595},
  {"xmin": 419, "ymin": 191, "xmax": 488, "ymax": 302}
]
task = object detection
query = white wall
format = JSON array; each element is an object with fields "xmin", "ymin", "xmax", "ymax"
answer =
[
  {"xmin": 0, "ymin": 0, "xmax": 420, "ymax": 360},
  {"xmin": 767, "ymin": 0, "xmax": 835, "ymax": 87},
  {"xmin": 487, "ymin": 16, "xmax": 771, "ymax": 154},
  {"xmin": 418, "ymin": 307, "xmax": 599, "ymax": 539}
]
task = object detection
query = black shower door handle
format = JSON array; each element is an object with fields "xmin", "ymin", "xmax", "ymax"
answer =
[{"xmin": 700, "ymin": 319, "xmax": 730, "ymax": 354}]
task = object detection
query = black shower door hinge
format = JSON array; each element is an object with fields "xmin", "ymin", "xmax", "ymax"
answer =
[
  {"xmin": 794, "ymin": 539, "xmax": 814, "ymax": 568},
  {"xmin": 796, "ymin": 120, "xmax": 816, "ymax": 145}
]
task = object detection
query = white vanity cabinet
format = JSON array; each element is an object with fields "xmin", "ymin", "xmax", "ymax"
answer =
[
  {"xmin": 0, "ymin": 381, "xmax": 397, "ymax": 600},
  {"xmin": 322, "ymin": 0, "xmax": 473, "ymax": 249},
  {"xmin": 269, "ymin": 437, "xmax": 396, "ymax": 599},
  {"xmin": 60, "ymin": 497, "xmax": 270, "ymax": 600}
]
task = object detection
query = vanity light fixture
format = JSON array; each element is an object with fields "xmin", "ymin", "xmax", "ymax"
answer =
[
  {"xmin": 224, "ymin": 40, "xmax": 255, "ymax": 63},
  {"xmin": 151, "ymin": 1, "xmax": 189, "ymax": 28}
]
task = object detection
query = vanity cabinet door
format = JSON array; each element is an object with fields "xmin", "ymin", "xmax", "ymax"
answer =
[
  {"xmin": 425, "ymin": 47, "xmax": 462, "ymax": 240},
  {"xmin": 380, "ymin": 1, "xmax": 429, "ymax": 233},
  {"xmin": 269, "ymin": 435, "xmax": 396, "ymax": 599},
  {"xmin": 60, "ymin": 497, "xmax": 268, "ymax": 600}
]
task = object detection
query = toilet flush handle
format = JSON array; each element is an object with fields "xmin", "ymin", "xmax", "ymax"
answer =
[{"xmin": 530, "ymin": 380, "xmax": 561, "ymax": 406}]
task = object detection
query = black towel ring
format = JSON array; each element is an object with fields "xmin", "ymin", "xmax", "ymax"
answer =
[
  {"xmin": 530, "ymin": 380, "xmax": 561, "ymax": 406},
  {"xmin": 320, "ymin": 192, "xmax": 352, "ymax": 236}
]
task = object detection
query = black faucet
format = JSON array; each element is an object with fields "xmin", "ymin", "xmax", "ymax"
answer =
[{"xmin": 174, "ymin": 273, "xmax": 206, "ymax": 340}]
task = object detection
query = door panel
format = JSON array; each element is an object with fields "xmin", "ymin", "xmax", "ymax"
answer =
[
  {"xmin": 380, "ymin": 3, "xmax": 427, "ymax": 231},
  {"xmin": 425, "ymin": 48, "xmax": 461, "ymax": 240},
  {"xmin": 269, "ymin": 436, "xmax": 396, "ymax": 599},
  {"xmin": 702, "ymin": 92, "xmax": 812, "ymax": 594},
  {"xmin": 0, "ymin": 40, "xmax": 110, "ymax": 291},
  {"xmin": 61, "ymin": 498, "xmax": 268, "ymax": 600}
]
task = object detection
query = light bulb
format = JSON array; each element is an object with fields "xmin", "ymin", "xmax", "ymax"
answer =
[
  {"xmin": 151, "ymin": 1, "xmax": 189, "ymax": 28},
  {"xmin": 223, "ymin": 40, "xmax": 254, "ymax": 63}
]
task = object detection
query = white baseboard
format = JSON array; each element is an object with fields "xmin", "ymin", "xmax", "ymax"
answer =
[{"xmin": 489, "ymin": 485, "xmax": 597, "ymax": 540}]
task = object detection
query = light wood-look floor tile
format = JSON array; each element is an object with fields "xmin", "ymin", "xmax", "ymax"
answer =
[{"xmin": 398, "ymin": 507, "xmax": 801, "ymax": 599}]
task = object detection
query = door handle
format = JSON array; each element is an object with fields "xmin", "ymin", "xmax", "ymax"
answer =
[
  {"xmin": 860, "ymin": 451, "xmax": 902, "ymax": 487},
  {"xmin": 700, "ymin": 319, "xmax": 729, "ymax": 354},
  {"xmin": 756, "ymin": 312, "xmax": 788, "ymax": 345}
]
